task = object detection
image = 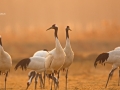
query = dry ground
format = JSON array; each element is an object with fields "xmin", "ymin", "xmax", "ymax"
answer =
[{"xmin": 0, "ymin": 60, "xmax": 120, "ymax": 90}]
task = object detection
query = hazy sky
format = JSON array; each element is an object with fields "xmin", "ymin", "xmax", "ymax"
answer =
[{"xmin": 0, "ymin": 0, "xmax": 120, "ymax": 31}]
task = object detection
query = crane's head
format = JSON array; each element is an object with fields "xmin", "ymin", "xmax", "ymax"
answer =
[
  {"xmin": 46, "ymin": 24, "xmax": 58, "ymax": 31},
  {"xmin": 66, "ymin": 26, "xmax": 72, "ymax": 31}
]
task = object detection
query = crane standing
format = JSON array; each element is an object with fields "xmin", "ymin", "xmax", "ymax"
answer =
[
  {"xmin": 58, "ymin": 26, "xmax": 74, "ymax": 90},
  {"xmin": 0, "ymin": 36, "xmax": 12, "ymax": 90}
]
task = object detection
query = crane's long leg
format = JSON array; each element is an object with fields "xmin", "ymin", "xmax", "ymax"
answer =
[
  {"xmin": 50, "ymin": 73, "xmax": 54, "ymax": 90},
  {"xmin": 53, "ymin": 77, "xmax": 57, "ymax": 90},
  {"xmin": 54, "ymin": 79, "xmax": 55, "ymax": 90},
  {"xmin": 35, "ymin": 73, "xmax": 39, "ymax": 90},
  {"xmin": 57, "ymin": 71, "xmax": 60, "ymax": 90},
  {"xmin": 39, "ymin": 73, "xmax": 44, "ymax": 88},
  {"xmin": 57, "ymin": 71, "xmax": 60, "ymax": 80},
  {"xmin": 118, "ymin": 70, "xmax": 120, "ymax": 86},
  {"xmin": 65, "ymin": 69, "xmax": 68, "ymax": 90},
  {"xmin": 5, "ymin": 71, "xmax": 8, "ymax": 90},
  {"xmin": 43, "ymin": 71, "xmax": 46, "ymax": 88},
  {"xmin": 54, "ymin": 77, "xmax": 59, "ymax": 90},
  {"xmin": 105, "ymin": 68, "xmax": 117, "ymax": 88}
]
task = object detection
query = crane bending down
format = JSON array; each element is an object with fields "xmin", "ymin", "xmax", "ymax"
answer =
[
  {"xmin": 26, "ymin": 49, "xmax": 59, "ymax": 89},
  {"xmin": 94, "ymin": 48, "xmax": 120, "ymax": 88},
  {"xmin": 58, "ymin": 26, "xmax": 74, "ymax": 90},
  {"xmin": 0, "ymin": 36, "xmax": 12, "ymax": 90},
  {"xmin": 26, "ymin": 49, "xmax": 48, "ymax": 89}
]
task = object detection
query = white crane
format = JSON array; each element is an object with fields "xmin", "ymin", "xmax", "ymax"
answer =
[
  {"xmin": 94, "ymin": 49, "xmax": 120, "ymax": 88},
  {"xmin": 15, "ymin": 55, "xmax": 46, "ymax": 89},
  {"xmin": 26, "ymin": 49, "xmax": 49, "ymax": 89},
  {"xmin": 0, "ymin": 36, "xmax": 12, "ymax": 90},
  {"xmin": 45, "ymin": 24, "xmax": 66, "ymax": 90},
  {"xmin": 58, "ymin": 26, "xmax": 74, "ymax": 90},
  {"xmin": 45, "ymin": 24, "xmax": 66, "ymax": 72}
]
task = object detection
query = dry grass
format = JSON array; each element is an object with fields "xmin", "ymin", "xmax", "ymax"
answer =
[{"xmin": 0, "ymin": 61, "xmax": 120, "ymax": 90}]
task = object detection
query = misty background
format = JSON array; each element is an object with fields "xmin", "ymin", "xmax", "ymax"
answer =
[{"xmin": 0, "ymin": 0, "xmax": 120, "ymax": 61}]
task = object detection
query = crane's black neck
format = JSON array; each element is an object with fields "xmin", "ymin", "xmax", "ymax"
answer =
[
  {"xmin": 0, "ymin": 38, "xmax": 2, "ymax": 46},
  {"xmin": 66, "ymin": 29, "xmax": 69, "ymax": 39},
  {"xmin": 54, "ymin": 28, "xmax": 58, "ymax": 38}
]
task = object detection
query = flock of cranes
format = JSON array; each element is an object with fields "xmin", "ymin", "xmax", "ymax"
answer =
[
  {"xmin": 1, "ymin": 24, "xmax": 120, "ymax": 90},
  {"xmin": 0, "ymin": 24, "xmax": 74, "ymax": 90}
]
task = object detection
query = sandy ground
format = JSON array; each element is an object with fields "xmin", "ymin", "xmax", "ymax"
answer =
[{"xmin": 0, "ymin": 60, "xmax": 120, "ymax": 90}]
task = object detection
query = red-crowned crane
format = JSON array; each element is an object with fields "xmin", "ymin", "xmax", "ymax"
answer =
[
  {"xmin": 0, "ymin": 36, "xmax": 12, "ymax": 90},
  {"xmin": 15, "ymin": 54, "xmax": 47, "ymax": 89},
  {"xmin": 26, "ymin": 49, "xmax": 48, "ymax": 89},
  {"xmin": 45, "ymin": 24, "xmax": 66, "ymax": 90},
  {"xmin": 58, "ymin": 26, "xmax": 74, "ymax": 90},
  {"xmin": 94, "ymin": 49, "xmax": 120, "ymax": 88}
]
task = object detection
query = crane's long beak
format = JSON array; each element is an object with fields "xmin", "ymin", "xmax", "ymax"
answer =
[
  {"xmin": 68, "ymin": 28, "xmax": 72, "ymax": 31},
  {"xmin": 46, "ymin": 27, "xmax": 53, "ymax": 31}
]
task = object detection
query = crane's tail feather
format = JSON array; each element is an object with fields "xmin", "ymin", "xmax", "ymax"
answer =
[
  {"xmin": 14, "ymin": 58, "xmax": 30, "ymax": 70},
  {"xmin": 94, "ymin": 53, "xmax": 109, "ymax": 68}
]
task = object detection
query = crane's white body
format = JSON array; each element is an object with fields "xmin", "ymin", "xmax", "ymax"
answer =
[
  {"xmin": 26, "ymin": 50, "xmax": 49, "ymax": 73},
  {"xmin": 95, "ymin": 47, "xmax": 120, "ymax": 88},
  {"xmin": 114, "ymin": 47, "xmax": 120, "ymax": 51},
  {"xmin": 105, "ymin": 50, "xmax": 120, "ymax": 65},
  {"xmin": 32, "ymin": 50, "xmax": 53, "ymax": 74},
  {"xmin": 33, "ymin": 50, "xmax": 48, "ymax": 57},
  {"xmin": 45, "ymin": 38, "xmax": 66, "ymax": 72},
  {"xmin": 0, "ymin": 46, "xmax": 12, "ymax": 73},
  {"xmin": 62, "ymin": 38, "xmax": 74, "ymax": 70},
  {"xmin": 27, "ymin": 56, "xmax": 45, "ymax": 72}
]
